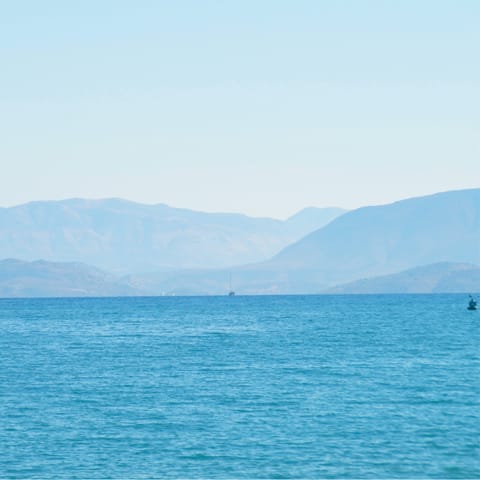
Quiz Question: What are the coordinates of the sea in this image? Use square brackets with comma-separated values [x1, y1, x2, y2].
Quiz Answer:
[0, 294, 478, 479]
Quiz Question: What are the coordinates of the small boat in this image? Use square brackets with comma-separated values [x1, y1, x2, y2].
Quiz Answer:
[467, 296, 477, 310]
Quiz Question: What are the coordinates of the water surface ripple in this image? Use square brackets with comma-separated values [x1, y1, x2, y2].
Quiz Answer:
[0, 295, 479, 478]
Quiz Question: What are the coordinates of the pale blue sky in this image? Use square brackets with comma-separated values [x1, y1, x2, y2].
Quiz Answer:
[1, 1, 478, 218]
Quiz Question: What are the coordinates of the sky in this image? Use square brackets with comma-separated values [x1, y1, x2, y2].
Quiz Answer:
[1, 0, 479, 218]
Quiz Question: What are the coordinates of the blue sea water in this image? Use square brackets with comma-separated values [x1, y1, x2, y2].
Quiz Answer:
[0, 294, 479, 479]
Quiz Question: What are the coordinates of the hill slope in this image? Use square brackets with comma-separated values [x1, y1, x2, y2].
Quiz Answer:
[285, 207, 346, 236]
[0, 199, 345, 272]
[0, 259, 140, 298]
[126, 189, 480, 295]
[326, 262, 480, 294]
[259, 188, 480, 291]
[2, 189, 477, 296]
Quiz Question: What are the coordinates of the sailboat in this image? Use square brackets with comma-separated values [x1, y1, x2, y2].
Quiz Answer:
[228, 273, 235, 296]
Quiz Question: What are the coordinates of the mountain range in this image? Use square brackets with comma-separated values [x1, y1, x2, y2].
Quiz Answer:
[0, 199, 344, 273]
[250, 188, 480, 292]
[326, 262, 480, 294]
[0, 259, 138, 298]
[1, 259, 478, 298]
[130, 188, 479, 295]
[0, 188, 478, 297]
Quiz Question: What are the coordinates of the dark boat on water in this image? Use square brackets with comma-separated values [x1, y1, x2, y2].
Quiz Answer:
[467, 296, 477, 311]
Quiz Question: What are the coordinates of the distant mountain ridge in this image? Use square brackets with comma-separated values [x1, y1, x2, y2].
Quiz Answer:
[255, 188, 480, 291]
[285, 207, 345, 236]
[326, 262, 480, 294]
[125, 188, 480, 295]
[0, 199, 345, 273]
[1, 259, 478, 298]
[0, 259, 140, 298]
[1, 189, 478, 297]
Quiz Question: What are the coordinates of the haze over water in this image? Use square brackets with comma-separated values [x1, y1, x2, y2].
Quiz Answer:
[1, 294, 478, 478]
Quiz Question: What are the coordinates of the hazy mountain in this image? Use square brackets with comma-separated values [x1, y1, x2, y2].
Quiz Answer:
[3, 259, 478, 299]
[285, 207, 347, 236]
[326, 262, 480, 294]
[0, 199, 345, 273]
[0, 259, 140, 298]
[256, 188, 480, 291]
[126, 189, 480, 295]
[2, 189, 478, 297]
